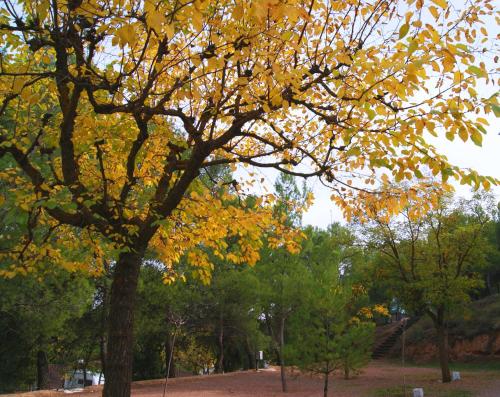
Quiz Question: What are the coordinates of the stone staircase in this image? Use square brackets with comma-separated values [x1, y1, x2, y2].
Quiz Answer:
[372, 317, 414, 359]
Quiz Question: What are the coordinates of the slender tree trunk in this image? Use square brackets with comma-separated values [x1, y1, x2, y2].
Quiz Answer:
[99, 261, 110, 379]
[279, 317, 287, 392]
[245, 338, 255, 370]
[216, 310, 224, 374]
[323, 371, 329, 397]
[165, 335, 176, 378]
[162, 329, 178, 397]
[486, 273, 492, 295]
[36, 350, 49, 390]
[436, 324, 451, 383]
[344, 365, 350, 380]
[102, 251, 142, 397]
[83, 348, 94, 388]
[428, 307, 451, 384]
[99, 328, 107, 381]
[264, 313, 280, 364]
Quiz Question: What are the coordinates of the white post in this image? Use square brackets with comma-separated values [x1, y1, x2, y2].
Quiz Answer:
[413, 388, 424, 397]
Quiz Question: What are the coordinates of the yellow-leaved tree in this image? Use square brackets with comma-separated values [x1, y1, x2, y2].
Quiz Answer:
[0, 0, 498, 395]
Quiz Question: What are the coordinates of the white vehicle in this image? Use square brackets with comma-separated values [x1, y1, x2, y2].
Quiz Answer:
[64, 370, 104, 389]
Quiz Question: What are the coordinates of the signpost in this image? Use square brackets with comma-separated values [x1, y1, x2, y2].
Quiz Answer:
[256, 351, 263, 371]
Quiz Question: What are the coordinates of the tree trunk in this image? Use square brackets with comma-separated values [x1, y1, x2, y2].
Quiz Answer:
[99, 329, 107, 381]
[279, 317, 287, 392]
[36, 350, 49, 390]
[323, 371, 329, 397]
[165, 335, 176, 378]
[99, 261, 110, 378]
[344, 365, 350, 380]
[486, 273, 492, 295]
[436, 325, 451, 383]
[102, 251, 142, 397]
[245, 338, 255, 370]
[216, 311, 224, 374]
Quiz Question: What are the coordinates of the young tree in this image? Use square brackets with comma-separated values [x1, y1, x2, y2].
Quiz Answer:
[255, 173, 309, 392]
[208, 265, 262, 373]
[257, 247, 308, 392]
[364, 192, 496, 382]
[0, 1, 497, 395]
[295, 283, 377, 397]
[292, 226, 378, 396]
[336, 319, 375, 380]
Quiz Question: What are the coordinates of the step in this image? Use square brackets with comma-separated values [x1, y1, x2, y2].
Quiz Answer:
[371, 318, 414, 359]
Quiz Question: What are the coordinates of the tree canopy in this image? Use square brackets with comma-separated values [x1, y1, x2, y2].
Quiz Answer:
[361, 191, 497, 382]
[1, 0, 497, 276]
[1, 0, 498, 395]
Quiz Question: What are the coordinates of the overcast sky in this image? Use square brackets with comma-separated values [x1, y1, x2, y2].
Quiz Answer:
[302, 127, 500, 229]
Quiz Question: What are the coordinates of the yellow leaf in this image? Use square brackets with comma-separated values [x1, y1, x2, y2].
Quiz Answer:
[458, 127, 468, 142]
[20, 89, 31, 101]
[36, 0, 50, 21]
[429, 6, 440, 19]
[442, 54, 455, 72]
[165, 24, 175, 40]
[281, 31, 293, 41]
[232, 5, 244, 19]
[192, 10, 203, 31]
[12, 78, 25, 93]
[431, 0, 447, 9]
[147, 10, 165, 32]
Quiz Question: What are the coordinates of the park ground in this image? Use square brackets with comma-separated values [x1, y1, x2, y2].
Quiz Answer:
[4, 361, 500, 397]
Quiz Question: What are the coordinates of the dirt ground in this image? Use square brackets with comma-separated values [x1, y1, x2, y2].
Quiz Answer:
[6, 361, 500, 397]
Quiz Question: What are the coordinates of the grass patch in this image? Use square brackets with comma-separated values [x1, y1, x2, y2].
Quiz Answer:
[373, 385, 414, 397]
[447, 361, 500, 372]
[372, 385, 473, 397]
[393, 360, 500, 372]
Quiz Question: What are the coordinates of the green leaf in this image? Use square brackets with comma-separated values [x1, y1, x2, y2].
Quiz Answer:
[466, 65, 486, 78]
[470, 129, 483, 146]
[62, 202, 78, 211]
[370, 158, 392, 169]
[408, 40, 418, 55]
[399, 24, 410, 39]
[477, 124, 487, 134]
[491, 104, 500, 117]
[44, 200, 58, 209]
[366, 108, 376, 120]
